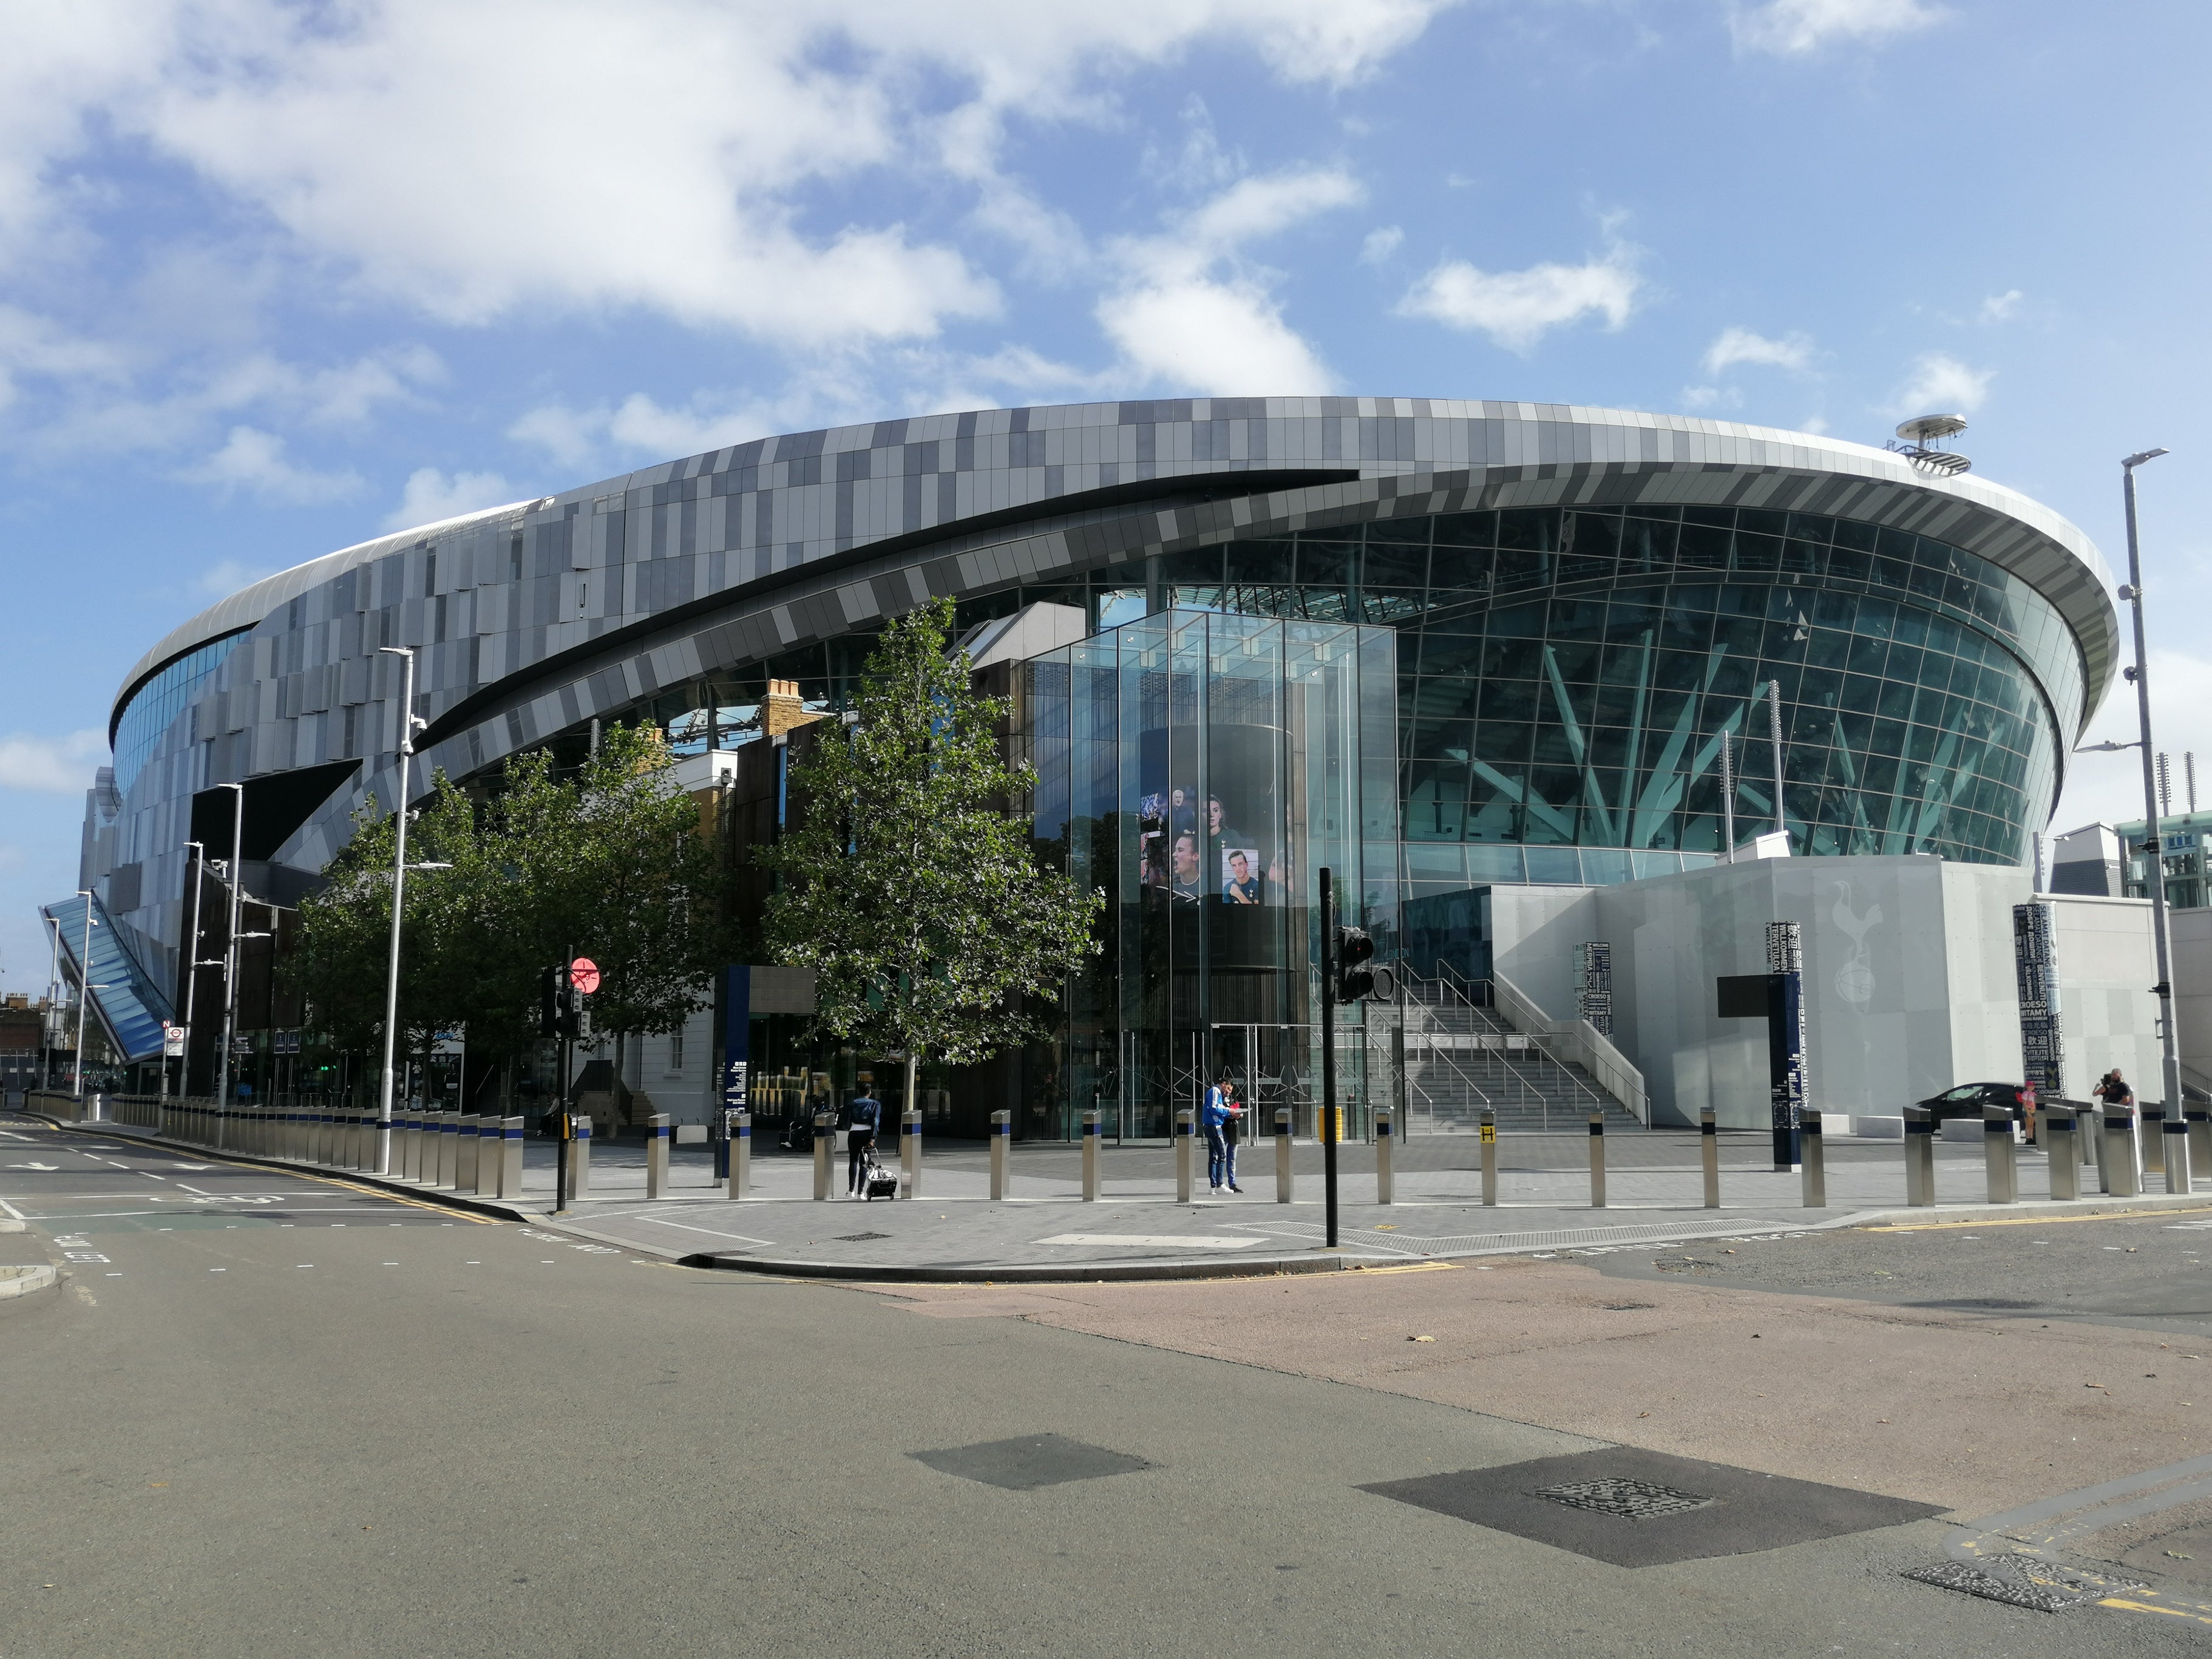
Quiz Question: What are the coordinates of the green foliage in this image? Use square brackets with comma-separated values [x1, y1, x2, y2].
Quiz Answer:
[758, 597, 1101, 1070]
[287, 725, 737, 1074]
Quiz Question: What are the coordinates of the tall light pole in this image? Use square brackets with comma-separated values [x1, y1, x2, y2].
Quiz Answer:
[73, 890, 95, 1099]
[2119, 447, 2180, 1125]
[375, 645, 428, 1175]
[215, 782, 246, 1142]
[179, 841, 205, 1099]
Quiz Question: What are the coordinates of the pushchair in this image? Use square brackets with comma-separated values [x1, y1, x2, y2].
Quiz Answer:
[858, 1141, 899, 1201]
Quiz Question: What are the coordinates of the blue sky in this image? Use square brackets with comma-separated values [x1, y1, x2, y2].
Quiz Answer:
[2, 0, 2208, 994]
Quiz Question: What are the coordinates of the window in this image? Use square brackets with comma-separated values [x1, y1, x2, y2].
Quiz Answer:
[665, 1033, 684, 1074]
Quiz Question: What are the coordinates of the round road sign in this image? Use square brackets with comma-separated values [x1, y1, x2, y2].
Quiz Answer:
[569, 957, 601, 996]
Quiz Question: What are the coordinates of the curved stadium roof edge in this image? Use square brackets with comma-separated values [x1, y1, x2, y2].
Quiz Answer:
[115, 399, 2119, 741]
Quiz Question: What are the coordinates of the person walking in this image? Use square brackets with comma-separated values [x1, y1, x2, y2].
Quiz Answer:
[1202, 1074, 1244, 1195]
[841, 1082, 883, 1196]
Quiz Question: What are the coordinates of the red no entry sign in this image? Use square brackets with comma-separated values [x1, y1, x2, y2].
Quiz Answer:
[569, 957, 601, 996]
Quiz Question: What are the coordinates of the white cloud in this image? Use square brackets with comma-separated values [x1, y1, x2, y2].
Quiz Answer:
[177, 426, 364, 505]
[1396, 244, 1641, 352]
[0, 730, 106, 795]
[1678, 385, 1740, 411]
[1980, 288, 2024, 323]
[1731, 0, 1943, 55]
[1800, 412, 1830, 434]
[1891, 351, 1992, 415]
[4, 1, 1454, 351]
[1359, 226, 1405, 266]
[1701, 325, 1815, 376]
[1098, 166, 1361, 395]
[384, 467, 515, 532]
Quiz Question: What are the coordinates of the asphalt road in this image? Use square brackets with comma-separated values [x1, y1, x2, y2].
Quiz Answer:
[0, 1113, 2199, 1657]
[1598, 1206, 2212, 1336]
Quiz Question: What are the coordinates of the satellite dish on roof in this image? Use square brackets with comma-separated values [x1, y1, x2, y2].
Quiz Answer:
[1887, 413, 1972, 476]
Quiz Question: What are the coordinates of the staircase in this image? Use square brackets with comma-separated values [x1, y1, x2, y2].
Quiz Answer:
[1400, 976, 1646, 1134]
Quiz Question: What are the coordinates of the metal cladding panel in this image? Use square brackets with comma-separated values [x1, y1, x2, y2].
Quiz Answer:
[91, 398, 2118, 980]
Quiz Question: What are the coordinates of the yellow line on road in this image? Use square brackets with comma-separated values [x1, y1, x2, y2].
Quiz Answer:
[2102, 1596, 2212, 1625]
[1868, 1206, 2212, 1233]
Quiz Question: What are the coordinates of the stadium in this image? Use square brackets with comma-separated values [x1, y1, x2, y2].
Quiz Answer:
[56, 399, 2122, 1132]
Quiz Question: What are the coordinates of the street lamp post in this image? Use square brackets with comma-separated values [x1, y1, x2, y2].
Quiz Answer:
[73, 890, 95, 1099]
[214, 782, 246, 1145]
[375, 645, 429, 1176]
[2119, 447, 2182, 1127]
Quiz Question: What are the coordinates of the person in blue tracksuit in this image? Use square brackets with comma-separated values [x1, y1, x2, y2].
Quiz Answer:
[1202, 1075, 1244, 1195]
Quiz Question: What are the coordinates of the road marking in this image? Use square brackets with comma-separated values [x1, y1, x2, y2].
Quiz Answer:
[208, 1267, 225, 1272]
[6, 1163, 58, 1172]
[1874, 1205, 2212, 1233]
[1036, 1233, 1264, 1250]
[568, 1213, 776, 1247]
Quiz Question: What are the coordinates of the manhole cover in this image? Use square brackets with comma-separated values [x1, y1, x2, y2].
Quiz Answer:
[1904, 1555, 2145, 1613]
[911, 1434, 1152, 1490]
[1539, 1477, 1714, 1521]
[834, 1232, 892, 1243]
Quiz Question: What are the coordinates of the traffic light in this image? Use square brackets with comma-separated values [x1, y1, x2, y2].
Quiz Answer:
[1335, 926, 1376, 1002]
[1334, 926, 1398, 1004]
[539, 966, 580, 1039]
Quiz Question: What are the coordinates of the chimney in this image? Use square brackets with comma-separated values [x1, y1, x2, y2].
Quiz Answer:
[762, 679, 823, 738]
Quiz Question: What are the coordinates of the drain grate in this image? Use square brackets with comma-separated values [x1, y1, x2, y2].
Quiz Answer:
[1539, 1477, 1714, 1521]
[1904, 1555, 2145, 1613]
[833, 1231, 892, 1243]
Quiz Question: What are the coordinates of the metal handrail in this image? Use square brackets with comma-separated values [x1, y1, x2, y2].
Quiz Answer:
[1402, 971, 1614, 1130]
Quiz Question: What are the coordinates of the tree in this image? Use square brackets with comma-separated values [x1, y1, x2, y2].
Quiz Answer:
[289, 728, 738, 1116]
[758, 596, 1102, 1118]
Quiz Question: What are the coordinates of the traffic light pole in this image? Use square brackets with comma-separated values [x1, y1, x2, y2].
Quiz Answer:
[1320, 866, 1339, 1249]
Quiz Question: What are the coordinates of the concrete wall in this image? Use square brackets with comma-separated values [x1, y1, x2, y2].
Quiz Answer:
[2046, 894, 2162, 1099]
[1473, 853, 2164, 1128]
[2172, 908, 2212, 1091]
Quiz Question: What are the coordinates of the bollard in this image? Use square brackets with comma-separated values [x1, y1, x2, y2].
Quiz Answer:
[1801, 1110, 1827, 1208]
[1275, 1108, 1293, 1204]
[1081, 1109, 1101, 1201]
[2166, 1114, 2192, 1196]
[1983, 1105, 2018, 1204]
[438, 1110, 460, 1190]
[2145, 1105, 2168, 1175]
[812, 1113, 832, 1201]
[989, 1109, 1011, 1199]
[2046, 1105, 2081, 1200]
[728, 1110, 751, 1199]
[1701, 1108, 1721, 1209]
[373, 1108, 392, 1176]
[901, 1107, 921, 1200]
[572, 1114, 592, 1198]
[1175, 1108, 1194, 1203]
[1482, 1108, 1499, 1206]
[457, 1114, 481, 1193]
[1587, 1111, 1606, 1208]
[355, 1106, 372, 1172]
[1376, 1107, 1395, 1205]
[2192, 1103, 2212, 1188]
[411, 1110, 433, 1180]
[473, 1116, 498, 1198]
[402, 1110, 423, 1181]
[455, 1119, 482, 1194]
[646, 1113, 670, 1199]
[2103, 1105, 2140, 1198]
[713, 1114, 731, 1184]
[1904, 1107, 1935, 1207]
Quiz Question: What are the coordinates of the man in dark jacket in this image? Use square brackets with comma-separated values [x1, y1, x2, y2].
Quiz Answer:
[841, 1086, 883, 1196]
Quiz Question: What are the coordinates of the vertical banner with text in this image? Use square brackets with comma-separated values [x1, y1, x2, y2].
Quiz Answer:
[2012, 901, 2064, 1097]
[1765, 921, 1807, 1168]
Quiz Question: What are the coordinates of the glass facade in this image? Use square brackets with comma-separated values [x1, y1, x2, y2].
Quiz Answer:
[1018, 609, 1396, 1139]
[2117, 813, 2212, 910]
[110, 631, 249, 796]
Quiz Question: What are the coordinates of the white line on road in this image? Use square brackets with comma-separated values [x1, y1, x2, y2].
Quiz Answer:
[572, 1212, 778, 1246]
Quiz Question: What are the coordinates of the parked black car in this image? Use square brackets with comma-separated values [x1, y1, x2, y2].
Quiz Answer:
[1916, 1081, 2035, 1127]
